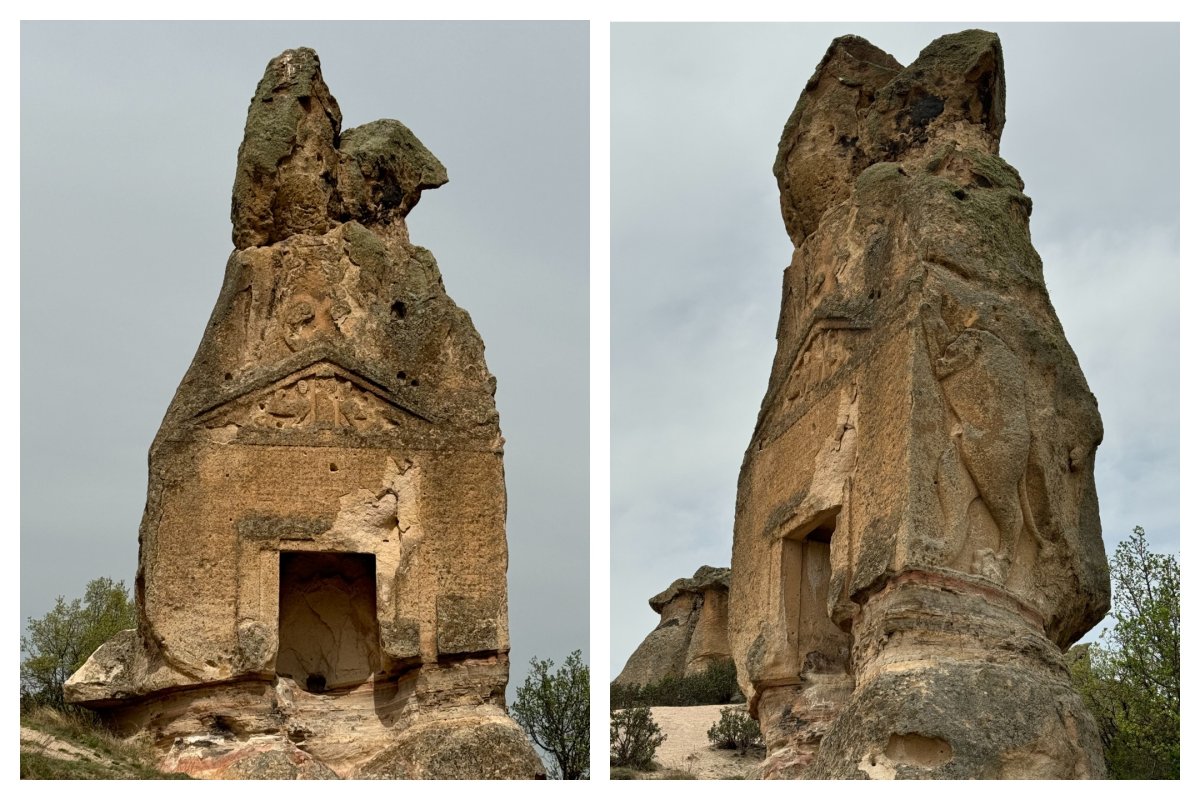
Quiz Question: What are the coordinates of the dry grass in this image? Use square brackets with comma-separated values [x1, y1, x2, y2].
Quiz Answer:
[20, 705, 187, 780]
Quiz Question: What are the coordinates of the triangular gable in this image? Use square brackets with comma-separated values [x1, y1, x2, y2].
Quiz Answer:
[195, 357, 436, 438]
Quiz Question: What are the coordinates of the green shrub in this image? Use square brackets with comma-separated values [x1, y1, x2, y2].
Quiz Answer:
[1069, 526, 1179, 779]
[610, 705, 666, 770]
[706, 706, 763, 755]
[21, 577, 136, 709]
[611, 660, 739, 709]
[510, 650, 589, 779]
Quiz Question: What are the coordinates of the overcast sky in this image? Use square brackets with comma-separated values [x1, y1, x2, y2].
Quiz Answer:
[19, 21, 590, 699]
[611, 22, 1180, 678]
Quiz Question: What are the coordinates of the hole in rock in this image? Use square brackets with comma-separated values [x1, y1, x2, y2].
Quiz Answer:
[329, 463, 338, 472]
[391, 301, 407, 319]
[277, 552, 380, 693]
[397, 371, 407, 380]
[884, 733, 952, 768]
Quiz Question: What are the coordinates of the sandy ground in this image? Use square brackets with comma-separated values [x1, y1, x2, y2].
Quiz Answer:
[646, 705, 762, 779]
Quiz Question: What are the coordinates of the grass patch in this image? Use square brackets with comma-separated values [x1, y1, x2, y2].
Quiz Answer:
[20, 705, 188, 780]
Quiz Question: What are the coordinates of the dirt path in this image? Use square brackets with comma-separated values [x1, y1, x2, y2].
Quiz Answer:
[648, 705, 761, 779]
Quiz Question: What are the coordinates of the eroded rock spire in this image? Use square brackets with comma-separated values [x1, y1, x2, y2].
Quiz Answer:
[731, 31, 1107, 779]
[65, 47, 540, 780]
[612, 566, 733, 688]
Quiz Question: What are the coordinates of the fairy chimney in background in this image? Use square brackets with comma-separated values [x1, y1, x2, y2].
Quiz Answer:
[613, 566, 733, 688]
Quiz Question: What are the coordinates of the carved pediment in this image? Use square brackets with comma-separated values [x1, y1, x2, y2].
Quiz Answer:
[195, 360, 434, 441]
[782, 319, 869, 405]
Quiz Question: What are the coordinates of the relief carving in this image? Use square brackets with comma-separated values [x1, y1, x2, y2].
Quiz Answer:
[198, 363, 429, 442]
[921, 285, 1036, 584]
[783, 324, 865, 407]
[251, 376, 396, 432]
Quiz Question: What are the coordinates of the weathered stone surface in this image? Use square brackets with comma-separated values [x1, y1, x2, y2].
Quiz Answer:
[231, 48, 342, 250]
[58, 629, 144, 705]
[161, 736, 339, 780]
[334, 119, 448, 223]
[613, 566, 732, 687]
[355, 716, 546, 779]
[65, 47, 537, 779]
[731, 31, 1107, 779]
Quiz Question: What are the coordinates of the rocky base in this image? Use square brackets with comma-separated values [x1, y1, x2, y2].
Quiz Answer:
[157, 717, 541, 779]
[758, 574, 1105, 779]
[93, 666, 543, 779]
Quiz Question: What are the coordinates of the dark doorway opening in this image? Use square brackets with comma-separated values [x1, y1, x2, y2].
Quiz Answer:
[277, 551, 380, 692]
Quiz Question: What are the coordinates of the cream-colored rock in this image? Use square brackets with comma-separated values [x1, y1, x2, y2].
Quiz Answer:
[64, 47, 539, 780]
[731, 31, 1107, 779]
[613, 566, 732, 687]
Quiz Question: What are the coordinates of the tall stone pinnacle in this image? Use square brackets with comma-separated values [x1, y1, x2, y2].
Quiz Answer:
[730, 31, 1108, 779]
[65, 47, 541, 780]
[230, 47, 447, 250]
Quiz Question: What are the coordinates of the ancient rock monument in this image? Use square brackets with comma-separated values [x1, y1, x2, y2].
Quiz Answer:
[613, 566, 732, 688]
[64, 48, 542, 780]
[730, 31, 1109, 779]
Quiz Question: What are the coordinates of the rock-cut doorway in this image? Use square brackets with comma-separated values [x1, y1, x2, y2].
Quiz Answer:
[277, 551, 381, 693]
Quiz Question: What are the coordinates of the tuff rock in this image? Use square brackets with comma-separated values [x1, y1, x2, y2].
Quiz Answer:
[613, 566, 733, 688]
[65, 48, 542, 780]
[730, 31, 1108, 780]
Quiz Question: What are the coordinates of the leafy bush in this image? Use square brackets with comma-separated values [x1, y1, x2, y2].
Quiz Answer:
[1069, 526, 1179, 779]
[706, 706, 763, 755]
[510, 650, 590, 780]
[611, 659, 739, 709]
[21, 578, 136, 709]
[610, 705, 666, 770]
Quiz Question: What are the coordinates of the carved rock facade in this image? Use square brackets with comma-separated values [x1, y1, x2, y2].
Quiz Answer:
[65, 48, 541, 780]
[613, 566, 733, 688]
[730, 31, 1109, 779]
